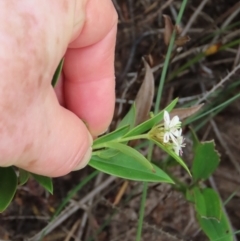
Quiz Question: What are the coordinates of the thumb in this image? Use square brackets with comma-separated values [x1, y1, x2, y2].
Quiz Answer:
[16, 88, 93, 177]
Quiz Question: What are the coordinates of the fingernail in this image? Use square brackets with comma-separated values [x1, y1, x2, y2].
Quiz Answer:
[87, 131, 93, 145]
[73, 146, 92, 171]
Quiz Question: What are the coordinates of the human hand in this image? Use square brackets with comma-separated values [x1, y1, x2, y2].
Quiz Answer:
[0, 0, 117, 177]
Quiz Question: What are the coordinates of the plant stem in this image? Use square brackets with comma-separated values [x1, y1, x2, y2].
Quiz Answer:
[136, 182, 148, 241]
[92, 134, 149, 150]
[154, 0, 188, 114]
[136, 1, 189, 240]
[119, 134, 149, 143]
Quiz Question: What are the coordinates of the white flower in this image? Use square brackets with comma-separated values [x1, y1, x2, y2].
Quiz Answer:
[172, 129, 186, 156]
[163, 110, 181, 143]
[148, 110, 186, 156]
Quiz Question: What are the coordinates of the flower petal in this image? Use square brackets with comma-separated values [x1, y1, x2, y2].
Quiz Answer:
[163, 133, 170, 143]
[173, 128, 182, 137]
[170, 116, 180, 128]
[170, 133, 178, 145]
[164, 110, 170, 127]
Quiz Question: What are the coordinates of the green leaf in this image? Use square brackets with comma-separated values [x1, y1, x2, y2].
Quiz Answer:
[151, 139, 191, 175]
[105, 142, 154, 171]
[123, 98, 178, 138]
[90, 151, 174, 183]
[93, 125, 130, 148]
[0, 167, 17, 212]
[31, 173, 53, 194]
[51, 58, 64, 87]
[192, 141, 220, 182]
[189, 126, 200, 150]
[118, 103, 136, 130]
[189, 187, 233, 241]
[19, 169, 30, 185]
[197, 211, 233, 241]
[97, 149, 120, 159]
[190, 187, 221, 221]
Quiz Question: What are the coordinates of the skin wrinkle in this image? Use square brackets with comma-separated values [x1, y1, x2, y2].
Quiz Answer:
[23, 143, 33, 154]
[27, 159, 38, 168]
[38, 74, 43, 88]
[50, 134, 90, 176]
[56, 36, 60, 45]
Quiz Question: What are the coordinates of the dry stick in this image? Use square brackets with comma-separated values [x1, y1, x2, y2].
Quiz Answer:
[169, 4, 178, 24]
[138, 0, 174, 24]
[113, 180, 129, 205]
[151, 44, 207, 72]
[223, 29, 240, 45]
[182, 206, 196, 235]
[210, 120, 239, 241]
[196, 63, 240, 105]
[1, 215, 49, 221]
[212, 4, 240, 44]
[196, 8, 215, 24]
[117, 74, 137, 116]
[221, 6, 240, 29]
[232, 44, 240, 69]
[76, 172, 105, 240]
[160, 0, 174, 11]
[76, 212, 88, 241]
[27, 176, 116, 241]
[143, 222, 187, 241]
[188, 1, 240, 49]
[207, 58, 235, 67]
[181, 0, 209, 36]
[210, 120, 240, 176]
[63, 219, 81, 241]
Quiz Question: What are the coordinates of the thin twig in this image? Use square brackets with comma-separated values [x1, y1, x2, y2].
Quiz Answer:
[138, 0, 174, 25]
[63, 219, 80, 241]
[212, 4, 240, 43]
[188, 1, 240, 48]
[181, 0, 209, 36]
[196, 63, 240, 104]
[151, 44, 207, 73]
[232, 44, 240, 69]
[1, 216, 49, 221]
[27, 176, 116, 241]
[210, 120, 240, 175]
[76, 172, 104, 240]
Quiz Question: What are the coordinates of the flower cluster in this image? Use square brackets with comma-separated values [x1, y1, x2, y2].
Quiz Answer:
[149, 110, 185, 156]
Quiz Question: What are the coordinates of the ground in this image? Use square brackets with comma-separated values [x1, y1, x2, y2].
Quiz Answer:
[1, 0, 240, 240]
